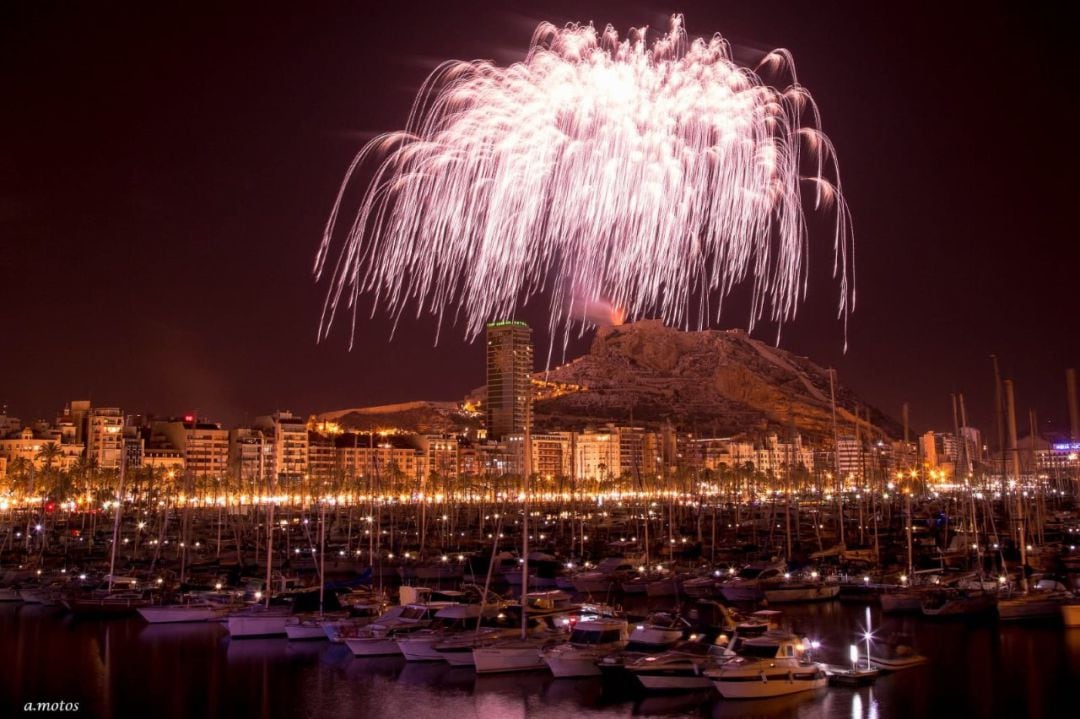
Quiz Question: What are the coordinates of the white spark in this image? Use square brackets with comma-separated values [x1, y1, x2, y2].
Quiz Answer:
[315, 14, 853, 352]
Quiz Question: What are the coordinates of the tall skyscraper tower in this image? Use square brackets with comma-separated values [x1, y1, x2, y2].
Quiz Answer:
[486, 320, 533, 440]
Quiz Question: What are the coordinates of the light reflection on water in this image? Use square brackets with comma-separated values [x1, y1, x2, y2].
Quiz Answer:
[1, 602, 1077, 719]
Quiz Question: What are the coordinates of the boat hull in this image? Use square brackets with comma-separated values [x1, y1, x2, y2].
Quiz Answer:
[633, 671, 712, 691]
[398, 636, 447, 662]
[435, 645, 478, 666]
[870, 655, 928, 671]
[544, 654, 602, 678]
[880, 592, 924, 614]
[227, 615, 288, 638]
[473, 644, 545, 674]
[762, 584, 840, 603]
[346, 637, 403, 656]
[712, 667, 827, 699]
[997, 596, 1064, 621]
[285, 622, 329, 641]
[138, 606, 222, 624]
[719, 585, 764, 603]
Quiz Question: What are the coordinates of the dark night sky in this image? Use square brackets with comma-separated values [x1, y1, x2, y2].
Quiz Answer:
[2, 1, 1078, 435]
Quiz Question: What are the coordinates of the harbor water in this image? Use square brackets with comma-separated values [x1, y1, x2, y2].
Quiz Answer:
[3, 600, 1078, 718]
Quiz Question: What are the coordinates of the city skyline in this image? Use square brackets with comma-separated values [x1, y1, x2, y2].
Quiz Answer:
[3, 2, 1079, 434]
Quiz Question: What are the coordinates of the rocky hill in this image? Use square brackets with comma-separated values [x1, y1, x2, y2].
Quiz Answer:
[317, 322, 897, 442]
[317, 401, 481, 435]
[533, 320, 898, 441]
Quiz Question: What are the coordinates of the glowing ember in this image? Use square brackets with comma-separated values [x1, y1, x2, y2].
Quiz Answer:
[315, 14, 853, 351]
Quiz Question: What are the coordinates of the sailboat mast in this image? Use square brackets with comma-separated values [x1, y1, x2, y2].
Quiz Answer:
[521, 385, 532, 640]
[829, 369, 844, 546]
[1004, 379, 1027, 592]
[107, 449, 126, 593]
[319, 497, 326, 614]
[902, 402, 913, 581]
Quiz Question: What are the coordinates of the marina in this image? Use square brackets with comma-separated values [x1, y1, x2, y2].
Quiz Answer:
[4, 2, 1080, 717]
[3, 594, 1077, 718]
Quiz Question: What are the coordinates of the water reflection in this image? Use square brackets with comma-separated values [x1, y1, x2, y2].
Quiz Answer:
[2, 603, 1078, 719]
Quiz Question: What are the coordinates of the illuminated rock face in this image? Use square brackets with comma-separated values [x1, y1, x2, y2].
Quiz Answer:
[316, 322, 896, 442]
[534, 321, 898, 441]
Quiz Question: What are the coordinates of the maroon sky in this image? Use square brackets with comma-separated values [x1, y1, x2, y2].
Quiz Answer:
[2, 1, 1078, 436]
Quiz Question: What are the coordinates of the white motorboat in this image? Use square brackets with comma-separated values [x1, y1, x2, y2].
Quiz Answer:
[16, 586, 64, 605]
[879, 588, 928, 614]
[997, 579, 1071, 621]
[626, 613, 688, 651]
[433, 628, 521, 665]
[644, 568, 680, 597]
[827, 665, 881, 686]
[226, 607, 291, 638]
[473, 639, 549, 674]
[868, 632, 928, 671]
[285, 616, 333, 641]
[682, 574, 721, 599]
[762, 578, 840, 604]
[323, 616, 378, 643]
[571, 558, 636, 594]
[920, 589, 996, 618]
[705, 632, 827, 699]
[138, 601, 228, 624]
[397, 604, 505, 661]
[628, 640, 725, 691]
[718, 562, 785, 603]
[345, 601, 457, 656]
[870, 652, 929, 671]
[543, 617, 629, 677]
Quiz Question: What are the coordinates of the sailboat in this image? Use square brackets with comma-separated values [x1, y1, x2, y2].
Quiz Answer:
[227, 483, 289, 638]
[472, 400, 559, 674]
[64, 455, 150, 617]
[286, 501, 336, 640]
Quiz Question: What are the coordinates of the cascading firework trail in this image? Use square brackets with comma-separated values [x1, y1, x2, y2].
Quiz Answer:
[315, 14, 854, 355]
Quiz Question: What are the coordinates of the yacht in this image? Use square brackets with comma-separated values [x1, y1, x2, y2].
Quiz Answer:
[761, 574, 840, 603]
[396, 604, 506, 661]
[285, 614, 342, 641]
[571, 557, 637, 594]
[138, 596, 231, 624]
[719, 561, 785, 603]
[471, 610, 573, 674]
[626, 612, 688, 651]
[920, 588, 996, 618]
[627, 639, 729, 691]
[345, 601, 457, 656]
[997, 578, 1072, 621]
[64, 591, 151, 617]
[705, 631, 827, 699]
[226, 605, 292, 638]
[869, 633, 929, 671]
[542, 617, 629, 677]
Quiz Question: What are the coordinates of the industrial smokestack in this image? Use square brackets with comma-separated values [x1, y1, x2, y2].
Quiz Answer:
[1067, 369, 1079, 442]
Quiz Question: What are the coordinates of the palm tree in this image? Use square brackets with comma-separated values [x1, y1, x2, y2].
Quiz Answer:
[35, 443, 66, 539]
[36, 442, 62, 474]
[5, 456, 32, 497]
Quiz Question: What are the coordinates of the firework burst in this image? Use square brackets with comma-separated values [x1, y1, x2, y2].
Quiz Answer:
[315, 14, 853, 353]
